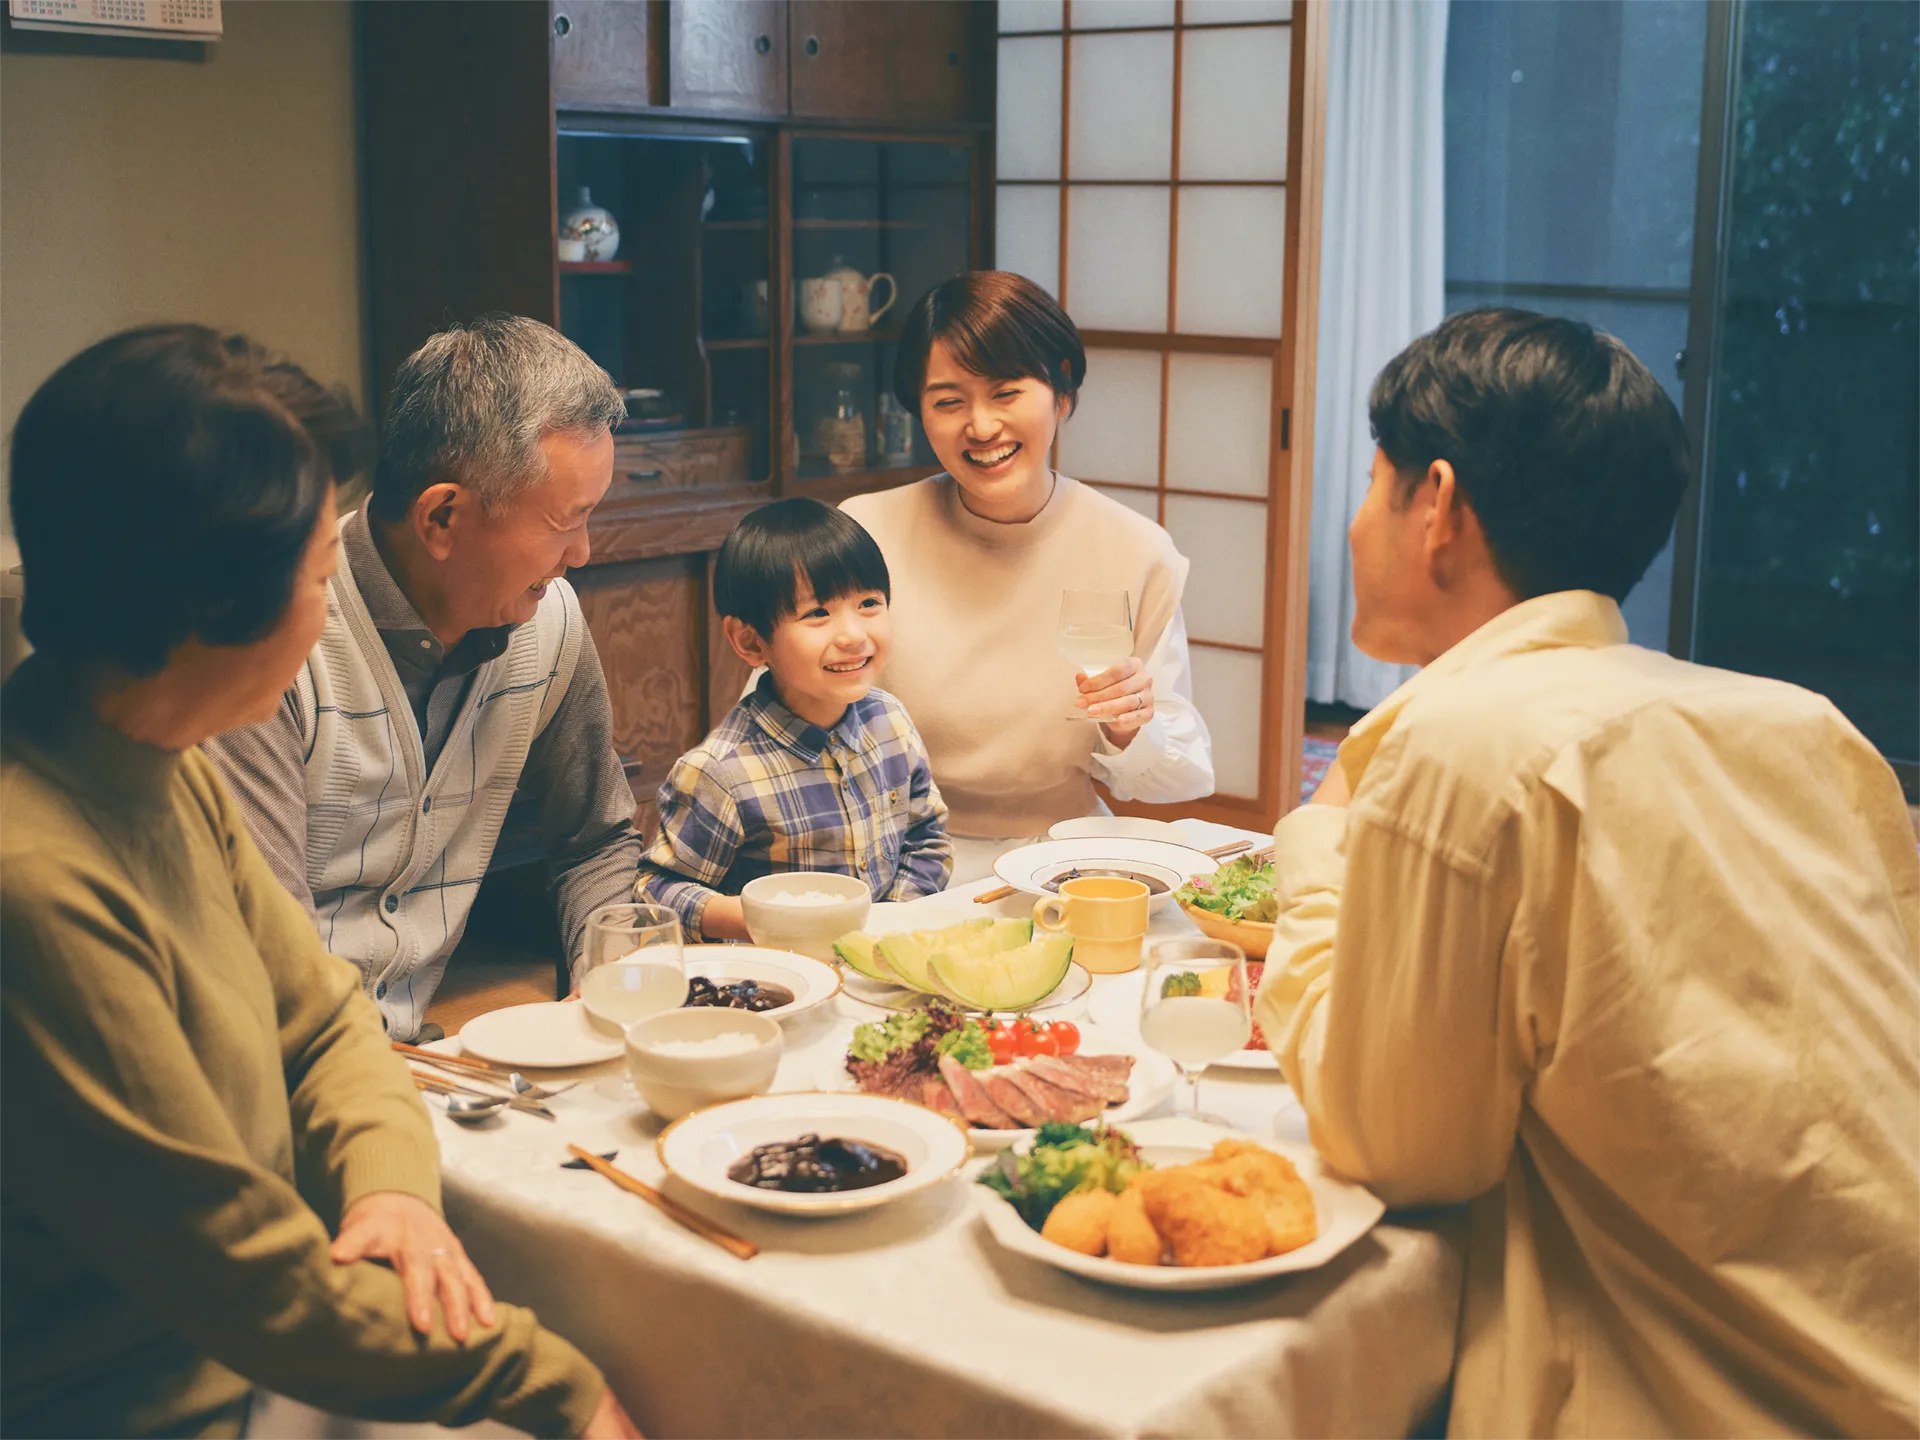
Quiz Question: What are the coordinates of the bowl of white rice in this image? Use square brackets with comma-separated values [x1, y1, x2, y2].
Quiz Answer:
[740, 871, 871, 964]
[625, 1007, 783, 1120]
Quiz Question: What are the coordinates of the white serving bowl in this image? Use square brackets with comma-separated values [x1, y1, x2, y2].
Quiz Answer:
[625, 1008, 783, 1121]
[1047, 815, 1187, 844]
[741, 871, 872, 964]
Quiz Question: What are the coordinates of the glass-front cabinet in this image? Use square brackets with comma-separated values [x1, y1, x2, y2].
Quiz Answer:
[552, 123, 978, 507]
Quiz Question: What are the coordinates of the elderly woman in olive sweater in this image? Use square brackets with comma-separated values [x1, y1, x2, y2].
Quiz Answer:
[0, 327, 638, 1439]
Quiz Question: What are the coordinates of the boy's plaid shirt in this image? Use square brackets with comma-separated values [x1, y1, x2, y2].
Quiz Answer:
[637, 676, 953, 934]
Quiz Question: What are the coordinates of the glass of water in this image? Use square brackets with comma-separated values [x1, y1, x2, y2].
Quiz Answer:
[1138, 938, 1251, 1124]
[1058, 588, 1133, 721]
[579, 902, 687, 1036]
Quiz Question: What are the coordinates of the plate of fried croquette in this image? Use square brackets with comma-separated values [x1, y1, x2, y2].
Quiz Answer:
[974, 1118, 1386, 1291]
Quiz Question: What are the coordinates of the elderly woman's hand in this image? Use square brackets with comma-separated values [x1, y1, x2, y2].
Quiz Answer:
[331, 1191, 497, 1342]
[1077, 657, 1154, 749]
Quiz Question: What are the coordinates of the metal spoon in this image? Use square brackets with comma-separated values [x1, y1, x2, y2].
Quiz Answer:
[509, 1072, 577, 1101]
[442, 1092, 513, 1125]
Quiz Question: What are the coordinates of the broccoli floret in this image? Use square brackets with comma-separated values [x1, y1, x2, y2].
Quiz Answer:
[1160, 971, 1203, 998]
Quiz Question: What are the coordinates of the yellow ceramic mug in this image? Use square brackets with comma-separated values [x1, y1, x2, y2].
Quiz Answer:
[1033, 876, 1151, 974]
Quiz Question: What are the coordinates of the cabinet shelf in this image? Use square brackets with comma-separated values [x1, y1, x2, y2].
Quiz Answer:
[704, 219, 770, 232]
[705, 337, 772, 352]
[793, 328, 905, 347]
[793, 219, 929, 231]
[559, 260, 633, 274]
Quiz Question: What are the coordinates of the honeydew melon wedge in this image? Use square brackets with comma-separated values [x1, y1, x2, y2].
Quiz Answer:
[930, 934, 1075, 1012]
[877, 918, 994, 993]
[831, 931, 903, 986]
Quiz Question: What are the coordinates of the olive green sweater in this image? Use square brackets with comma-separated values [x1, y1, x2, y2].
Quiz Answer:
[0, 657, 604, 1438]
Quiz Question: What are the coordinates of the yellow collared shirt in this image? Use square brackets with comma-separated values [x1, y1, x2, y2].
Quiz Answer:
[1257, 590, 1919, 1437]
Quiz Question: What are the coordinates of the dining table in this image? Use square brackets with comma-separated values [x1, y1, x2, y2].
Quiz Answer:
[420, 819, 1466, 1439]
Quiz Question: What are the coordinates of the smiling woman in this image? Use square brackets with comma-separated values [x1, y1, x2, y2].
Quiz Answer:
[842, 272, 1215, 878]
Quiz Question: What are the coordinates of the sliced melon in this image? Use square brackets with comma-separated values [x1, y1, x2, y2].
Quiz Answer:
[831, 931, 904, 986]
[930, 933, 1075, 1012]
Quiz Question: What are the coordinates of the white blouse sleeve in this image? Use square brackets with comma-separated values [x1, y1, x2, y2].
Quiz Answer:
[1090, 605, 1215, 805]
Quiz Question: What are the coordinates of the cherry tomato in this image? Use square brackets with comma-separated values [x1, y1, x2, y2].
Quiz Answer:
[1011, 1016, 1038, 1040]
[1047, 1021, 1081, 1056]
[988, 1028, 1019, 1066]
[1026, 1027, 1061, 1058]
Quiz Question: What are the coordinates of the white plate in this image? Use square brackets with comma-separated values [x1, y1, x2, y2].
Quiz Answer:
[1047, 816, 1188, 844]
[839, 960, 1092, 1018]
[993, 837, 1219, 916]
[974, 1116, 1385, 1290]
[656, 1091, 971, 1216]
[1085, 969, 1279, 1072]
[458, 1001, 624, 1069]
[819, 1036, 1177, 1151]
[683, 945, 842, 1021]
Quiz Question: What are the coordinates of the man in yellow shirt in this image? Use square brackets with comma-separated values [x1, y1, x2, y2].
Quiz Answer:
[1257, 308, 1919, 1436]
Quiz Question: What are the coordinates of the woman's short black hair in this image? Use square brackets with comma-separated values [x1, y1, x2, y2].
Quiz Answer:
[713, 498, 890, 640]
[8, 323, 366, 676]
[893, 271, 1087, 415]
[1368, 308, 1691, 603]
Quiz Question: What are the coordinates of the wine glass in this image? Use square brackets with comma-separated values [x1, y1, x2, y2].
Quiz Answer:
[1058, 589, 1133, 722]
[1138, 938, 1252, 1124]
[580, 902, 687, 1098]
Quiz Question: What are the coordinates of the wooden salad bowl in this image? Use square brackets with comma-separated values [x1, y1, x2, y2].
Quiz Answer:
[1176, 898, 1275, 960]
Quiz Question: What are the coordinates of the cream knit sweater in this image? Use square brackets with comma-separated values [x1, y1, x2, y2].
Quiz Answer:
[843, 475, 1192, 838]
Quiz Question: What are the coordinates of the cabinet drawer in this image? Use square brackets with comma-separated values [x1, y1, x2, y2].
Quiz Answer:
[608, 426, 751, 500]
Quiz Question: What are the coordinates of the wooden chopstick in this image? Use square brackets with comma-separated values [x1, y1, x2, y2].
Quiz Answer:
[566, 1145, 758, 1261]
[974, 884, 1016, 904]
[392, 1040, 507, 1079]
[1203, 840, 1253, 860]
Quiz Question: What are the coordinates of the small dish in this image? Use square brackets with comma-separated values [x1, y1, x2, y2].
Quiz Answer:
[1048, 816, 1187, 844]
[626, 1008, 783, 1121]
[741, 872, 872, 964]
[973, 1117, 1385, 1290]
[657, 1091, 971, 1216]
[683, 945, 842, 1021]
[994, 838, 1218, 916]
[459, 1001, 624, 1069]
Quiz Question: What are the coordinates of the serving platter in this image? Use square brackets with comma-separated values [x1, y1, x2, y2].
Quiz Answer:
[683, 944, 842, 1022]
[656, 1091, 971, 1216]
[818, 1036, 1177, 1150]
[973, 1117, 1385, 1291]
[993, 837, 1219, 915]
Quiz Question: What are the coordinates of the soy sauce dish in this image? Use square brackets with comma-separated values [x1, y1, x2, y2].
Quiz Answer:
[657, 1092, 971, 1216]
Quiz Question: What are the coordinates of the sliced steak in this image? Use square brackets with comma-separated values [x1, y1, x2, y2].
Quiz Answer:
[982, 1071, 1050, 1128]
[1050, 1053, 1134, 1103]
[919, 1075, 963, 1120]
[1003, 1066, 1104, 1125]
[937, 1054, 1017, 1129]
[1027, 1054, 1112, 1102]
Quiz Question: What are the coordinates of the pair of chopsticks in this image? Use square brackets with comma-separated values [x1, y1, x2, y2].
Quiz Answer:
[410, 1069, 556, 1121]
[566, 1146, 758, 1261]
[971, 838, 1271, 905]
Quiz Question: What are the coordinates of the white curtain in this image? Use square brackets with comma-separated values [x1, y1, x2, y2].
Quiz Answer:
[1306, 0, 1449, 710]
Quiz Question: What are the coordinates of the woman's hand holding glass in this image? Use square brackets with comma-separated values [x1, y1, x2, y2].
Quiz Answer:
[1075, 656, 1156, 746]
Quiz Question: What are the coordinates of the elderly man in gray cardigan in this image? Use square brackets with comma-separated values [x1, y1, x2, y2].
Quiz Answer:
[207, 315, 642, 1041]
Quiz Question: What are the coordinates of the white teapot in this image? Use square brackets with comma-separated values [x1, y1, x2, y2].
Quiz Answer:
[799, 259, 897, 335]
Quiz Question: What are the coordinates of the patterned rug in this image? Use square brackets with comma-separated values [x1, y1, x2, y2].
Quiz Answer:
[1301, 737, 1341, 802]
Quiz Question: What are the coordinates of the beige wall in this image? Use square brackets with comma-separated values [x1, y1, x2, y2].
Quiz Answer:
[0, 0, 364, 561]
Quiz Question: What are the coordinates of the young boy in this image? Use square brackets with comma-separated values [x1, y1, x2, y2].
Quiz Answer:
[637, 498, 952, 940]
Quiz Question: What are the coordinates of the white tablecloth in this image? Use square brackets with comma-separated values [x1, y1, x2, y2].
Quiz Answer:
[427, 821, 1465, 1439]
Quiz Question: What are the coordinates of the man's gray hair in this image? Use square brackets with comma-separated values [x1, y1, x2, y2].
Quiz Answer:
[369, 313, 624, 522]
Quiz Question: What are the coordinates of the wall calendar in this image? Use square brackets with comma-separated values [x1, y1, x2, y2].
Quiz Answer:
[8, 0, 221, 42]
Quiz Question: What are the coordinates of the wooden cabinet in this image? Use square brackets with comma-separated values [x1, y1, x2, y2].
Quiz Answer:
[789, 0, 974, 124]
[363, 0, 991, 816]
[669, 0, 788, 114]
[551, 1, 661, 111]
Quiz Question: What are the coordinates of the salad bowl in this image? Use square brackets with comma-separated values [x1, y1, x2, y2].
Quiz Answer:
[1175, 900, 1275, 960]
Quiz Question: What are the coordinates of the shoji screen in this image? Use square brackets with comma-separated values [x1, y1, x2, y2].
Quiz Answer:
[993, 0, 1321, 828]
